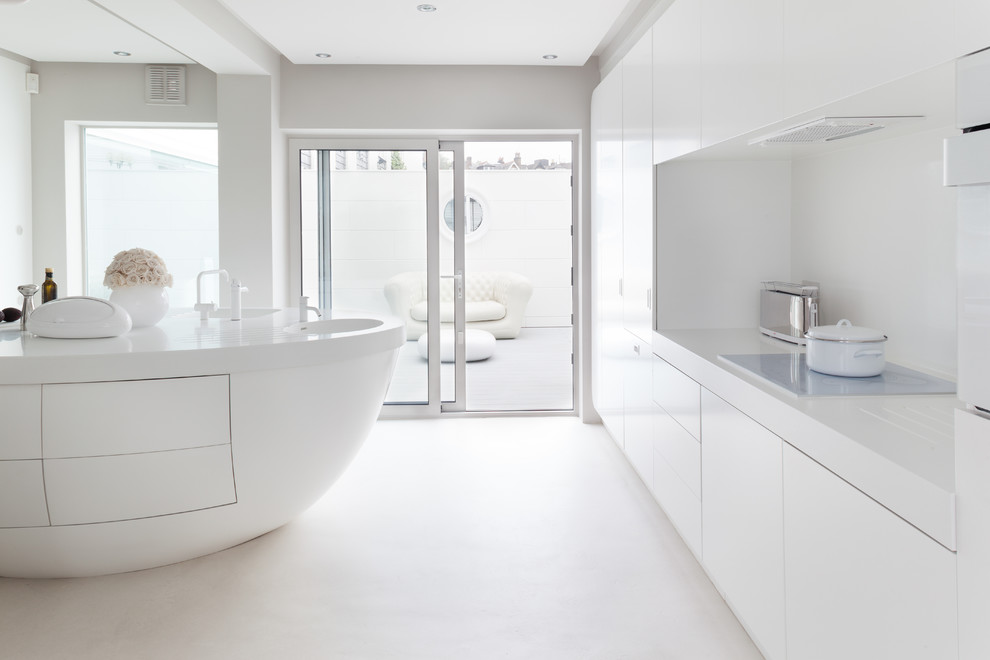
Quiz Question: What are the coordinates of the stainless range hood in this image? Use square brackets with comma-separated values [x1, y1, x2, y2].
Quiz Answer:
[749, 116, 924, 146]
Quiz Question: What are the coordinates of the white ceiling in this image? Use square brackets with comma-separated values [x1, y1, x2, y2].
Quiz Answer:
[0, 0, 644, 68]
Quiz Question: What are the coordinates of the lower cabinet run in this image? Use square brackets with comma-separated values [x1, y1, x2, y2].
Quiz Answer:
[701, 389, 786, 660]
[782, 444, 958, 660]
[612, 353, 959, 660]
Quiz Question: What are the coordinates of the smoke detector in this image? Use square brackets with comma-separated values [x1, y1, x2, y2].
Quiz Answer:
[749, 116, 923, 146]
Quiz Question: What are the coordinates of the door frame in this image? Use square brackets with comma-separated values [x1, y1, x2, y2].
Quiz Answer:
[288, 135, 580, 419]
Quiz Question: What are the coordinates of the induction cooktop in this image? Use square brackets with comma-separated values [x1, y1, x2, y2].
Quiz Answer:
[718, 353, 956, 397]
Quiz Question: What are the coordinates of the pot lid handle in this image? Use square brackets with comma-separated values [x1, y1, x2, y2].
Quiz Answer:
[837, 319, 852, 326]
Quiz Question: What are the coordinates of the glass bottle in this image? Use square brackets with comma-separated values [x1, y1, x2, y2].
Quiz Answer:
[41, 268, 57, 303]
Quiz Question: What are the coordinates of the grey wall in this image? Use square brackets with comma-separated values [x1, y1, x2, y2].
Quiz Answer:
[0, 53, 32, 301]
[30, 62, 217, 295]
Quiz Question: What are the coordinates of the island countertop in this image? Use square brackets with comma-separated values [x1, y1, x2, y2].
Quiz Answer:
[0, 308, 405, 385]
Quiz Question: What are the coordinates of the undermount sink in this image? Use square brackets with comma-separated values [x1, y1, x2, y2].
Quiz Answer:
[283, 318, 383, 335]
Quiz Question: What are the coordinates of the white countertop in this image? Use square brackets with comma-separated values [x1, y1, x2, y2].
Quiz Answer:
[653, 328, 960, 550]
[0, 308, 406, 386]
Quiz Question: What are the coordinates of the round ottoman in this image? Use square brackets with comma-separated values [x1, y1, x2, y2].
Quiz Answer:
[417, 328, 496, 362]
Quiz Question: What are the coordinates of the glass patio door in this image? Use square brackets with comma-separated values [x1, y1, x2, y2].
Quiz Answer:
[291, 137, 575, 416]
[291, 138, 465, 416]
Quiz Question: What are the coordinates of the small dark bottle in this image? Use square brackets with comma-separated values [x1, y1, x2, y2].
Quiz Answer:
[41, 268, 57, 303]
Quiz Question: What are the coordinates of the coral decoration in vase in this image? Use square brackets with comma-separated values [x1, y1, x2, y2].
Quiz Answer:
[104, 248, 173, 328]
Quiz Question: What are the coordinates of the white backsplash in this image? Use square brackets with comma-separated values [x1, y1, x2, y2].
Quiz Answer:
[790, 126, 958, 378]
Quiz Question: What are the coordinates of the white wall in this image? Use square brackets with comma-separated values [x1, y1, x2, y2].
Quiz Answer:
[0, 53, 33, 301]
[791, 126, 958, 377]
[656, 160, 792, 329]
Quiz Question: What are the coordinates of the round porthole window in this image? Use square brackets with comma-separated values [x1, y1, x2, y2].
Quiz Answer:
[441, 195, 488, 241]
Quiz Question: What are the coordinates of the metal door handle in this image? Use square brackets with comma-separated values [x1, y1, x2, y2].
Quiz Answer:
[441, 271, 464, 300]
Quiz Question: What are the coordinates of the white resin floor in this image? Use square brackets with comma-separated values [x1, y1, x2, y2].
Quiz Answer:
[0, 418, 762, 660]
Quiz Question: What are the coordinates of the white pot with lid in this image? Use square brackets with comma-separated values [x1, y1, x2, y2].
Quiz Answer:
[805, 319, 888, 377]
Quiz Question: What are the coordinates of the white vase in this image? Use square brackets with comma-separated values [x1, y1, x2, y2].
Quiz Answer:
[109, 285, 169, 328]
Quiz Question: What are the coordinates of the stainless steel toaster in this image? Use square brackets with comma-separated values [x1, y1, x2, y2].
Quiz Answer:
[760, 281, 819, 345]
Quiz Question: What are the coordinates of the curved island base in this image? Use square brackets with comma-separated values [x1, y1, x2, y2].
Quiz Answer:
[0, 309, 404, 578]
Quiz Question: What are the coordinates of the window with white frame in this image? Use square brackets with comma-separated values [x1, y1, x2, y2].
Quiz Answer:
[83, 127, 219, 308]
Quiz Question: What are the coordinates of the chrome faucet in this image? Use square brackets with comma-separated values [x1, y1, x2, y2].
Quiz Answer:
[194, 269, 229, 320]
[17, 284, 38, 331]
[230, 279, 248, 321]
[299, 296, 322, 322]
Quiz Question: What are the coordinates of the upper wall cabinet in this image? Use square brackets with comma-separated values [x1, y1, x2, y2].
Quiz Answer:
[700, 0, 783, 147]
[591, 66, 626, 443]
[956, 0, 990, 58]
[782, 0, 955, 117]
[622, 29, 655, 343]
[653, 0, 701, 163]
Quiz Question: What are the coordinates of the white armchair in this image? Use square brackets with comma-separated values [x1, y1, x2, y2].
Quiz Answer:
[384, 271, 533, 340]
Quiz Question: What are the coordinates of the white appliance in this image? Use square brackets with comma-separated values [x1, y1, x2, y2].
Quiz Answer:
[946, 47, 990, 413]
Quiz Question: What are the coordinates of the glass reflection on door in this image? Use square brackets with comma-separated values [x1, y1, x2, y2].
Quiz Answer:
[298, 148, 429, 404]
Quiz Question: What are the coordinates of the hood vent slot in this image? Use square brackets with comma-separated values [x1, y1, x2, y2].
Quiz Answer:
[145, 65, 186, 106]
[749, 116, 923, 146]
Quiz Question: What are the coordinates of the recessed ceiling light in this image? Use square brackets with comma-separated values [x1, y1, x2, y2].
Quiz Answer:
[113, 51, 131, 57]
[542, 54, 558, 60]
[417, 4, 437, 12]
[315, 53, 331, 59]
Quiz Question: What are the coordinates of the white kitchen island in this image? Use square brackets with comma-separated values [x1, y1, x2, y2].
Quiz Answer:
[0, 308, 404, 578]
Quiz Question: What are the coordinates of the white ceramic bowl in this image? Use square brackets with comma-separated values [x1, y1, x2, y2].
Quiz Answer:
[805, 319, 887, 377]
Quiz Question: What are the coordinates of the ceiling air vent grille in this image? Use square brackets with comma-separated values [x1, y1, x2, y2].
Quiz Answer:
[749, 116, 923, 146]
[145, 65, 186, 105]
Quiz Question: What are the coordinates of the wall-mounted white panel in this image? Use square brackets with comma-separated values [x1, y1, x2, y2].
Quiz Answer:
[652, 356, 700, 440]
[783, 443, 958, 660]
[622, 29, 655, 343]
[43, 376, 230, 458]
[783, 0, 954, 117]
[0, 385, 41, 460]
[0, 460, 49, 528]
[702, 389, 786, 660]
[45, 444, 236, 525]
[652, 0, 701, 163]
[701, 0, 783, 146]
[591, 65, 625, 443]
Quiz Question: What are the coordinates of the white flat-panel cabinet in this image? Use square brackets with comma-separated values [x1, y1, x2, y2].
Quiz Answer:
[783, 443, 958, 660]
[43, 376, 230, 458]
[651, 355, 701, 556]
[0, 385, 41, 460]
[622, 29, 654, 343]
[0, 461, 48, 528]
[701, 389, 786, 660]
[45, 445, 236, 525]
[955, 0, 990, 59]
[591, 65, 625, 444]
[623, 336, 654, 483]
[782, 0, 955, 117]
[652, 356, 700, 440]
[652, 0, 701, 163]
[949, 409, 989, 660]
[700, 0, 783, 147]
